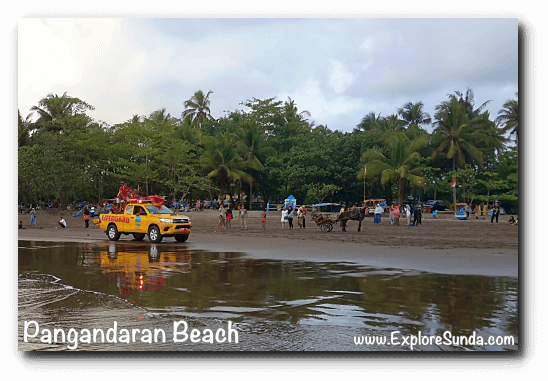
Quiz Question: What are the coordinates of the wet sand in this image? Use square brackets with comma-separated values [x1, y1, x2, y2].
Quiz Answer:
[17, 209, 519, 277]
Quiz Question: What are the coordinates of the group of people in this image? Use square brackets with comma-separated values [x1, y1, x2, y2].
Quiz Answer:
[217, 204, 236, 230]
[280, 206, 307, 229]
[371, 203, 422, 226]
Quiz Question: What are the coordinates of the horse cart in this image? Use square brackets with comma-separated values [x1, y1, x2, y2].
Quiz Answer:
[311, 212, 337, 232]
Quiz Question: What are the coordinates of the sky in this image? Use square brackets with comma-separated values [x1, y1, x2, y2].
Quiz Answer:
[18, 18, 518, 133]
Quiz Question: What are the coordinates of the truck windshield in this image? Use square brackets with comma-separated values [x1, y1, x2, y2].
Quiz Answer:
[144, 205, 173, 214]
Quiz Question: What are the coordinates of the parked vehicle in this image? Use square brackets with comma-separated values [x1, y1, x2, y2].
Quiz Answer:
[424, 200, 446, 212]
[95, 198, 191, 243]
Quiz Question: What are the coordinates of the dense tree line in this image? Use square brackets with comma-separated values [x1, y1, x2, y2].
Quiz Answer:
[18, 89, 518, 212]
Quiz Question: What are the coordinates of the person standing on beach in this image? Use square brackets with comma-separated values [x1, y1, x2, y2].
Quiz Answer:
[239, 205, 248, 230]
[281, 207, 288, 229]
[491, 202, 501, 224]
[83, 204, 90, 229]
[394, 205, 400, 226]
[374, 204, 383, 224]
[225, 206, 232, 230]
[389, 204, 395, 225]
[219, 204, 226, 229]
[29, 208, 36, 226]
[406, 205, 411, 225]
[297, 207, 304, 228]
[302, 206, 307, 228]
[413, 205, 422, 226]
[261, 209, 267, 230]
[287, 206, 295, 229]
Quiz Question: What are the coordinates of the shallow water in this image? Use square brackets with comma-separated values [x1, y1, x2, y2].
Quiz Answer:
[18, 240, 518, 351]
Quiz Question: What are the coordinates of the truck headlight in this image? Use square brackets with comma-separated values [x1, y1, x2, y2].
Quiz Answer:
[159, 218, 173, 223]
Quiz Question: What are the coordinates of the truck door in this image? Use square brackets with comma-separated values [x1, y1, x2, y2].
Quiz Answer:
[131, 205, 149, 234]
[123, 204, 134, 232]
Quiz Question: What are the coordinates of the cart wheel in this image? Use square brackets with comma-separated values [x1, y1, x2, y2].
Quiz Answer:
[321, 223, 330, 232]
[327, 223, 333, 232]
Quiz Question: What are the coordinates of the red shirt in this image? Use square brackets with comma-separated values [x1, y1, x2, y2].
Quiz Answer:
[119, 185, 130, 198]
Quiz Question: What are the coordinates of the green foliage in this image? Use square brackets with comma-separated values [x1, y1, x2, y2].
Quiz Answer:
[305, 183, 342, 204]
[18, 89, 517, 212]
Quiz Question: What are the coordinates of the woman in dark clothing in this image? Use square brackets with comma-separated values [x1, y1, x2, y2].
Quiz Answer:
[491, 202, 500, 223]
[83, 204, 90, 229]
[287, 206, 295, 229]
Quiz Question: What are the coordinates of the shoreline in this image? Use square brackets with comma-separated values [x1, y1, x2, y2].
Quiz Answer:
[17, 210, 518, 278]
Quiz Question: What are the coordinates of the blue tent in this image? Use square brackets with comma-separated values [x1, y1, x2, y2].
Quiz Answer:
[285, 195, 296, 209]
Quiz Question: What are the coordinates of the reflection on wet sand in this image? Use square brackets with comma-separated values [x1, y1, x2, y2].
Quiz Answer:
[18, 241, 518, 351]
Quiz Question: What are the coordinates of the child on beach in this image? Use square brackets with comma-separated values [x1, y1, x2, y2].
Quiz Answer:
[389, 205, 395, 224]
[218, 215, 223, 230]
[58, 217, 66, 228]
[261, 210, 267, 230]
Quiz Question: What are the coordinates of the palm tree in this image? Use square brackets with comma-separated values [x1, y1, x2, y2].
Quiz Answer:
[355, 112, 382, 131]
[238, 119, 276, 208]
[397, 101, 431, 128]
[201, 132, 263, 201]
[431, 99, 498, 209]
[18, 110, 33, 147]
[436, 88, 490, 119]
[283, 96, 311, 122]
[358, 132, 427, 206]
[149, 108, 173, 124]
[30, 92, 95, 133]
[182, 90, 214, 128]
[380, 114, 407, 130]
[496, 92, 518, 140]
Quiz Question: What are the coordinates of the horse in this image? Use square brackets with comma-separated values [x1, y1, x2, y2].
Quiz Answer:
[337, 207, 367, 232]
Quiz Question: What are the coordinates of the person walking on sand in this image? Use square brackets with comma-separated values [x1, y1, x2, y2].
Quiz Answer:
[29, 208, 36, 226]
[394, 205, 400, 226]
[239, 205, 248, 230]
[374, 204, 383, 224]
[261, 209, 267, 230]
[281, 207, 288, 229]
[219, 204, 226, 230]
[225, 206, 233, 230]
[301, 206, 307, 228]
[389, 204, 395, 225]
[406, 205, 411, 225]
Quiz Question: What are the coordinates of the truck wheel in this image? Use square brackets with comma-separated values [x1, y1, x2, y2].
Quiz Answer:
[133, 233, 146, 241]
[175, 235, 189, 242]
[148, 225, 163, 243]
[107, 224, 120, 241]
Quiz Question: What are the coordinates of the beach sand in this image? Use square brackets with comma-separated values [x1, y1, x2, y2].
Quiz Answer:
[17, 208, 519, 277]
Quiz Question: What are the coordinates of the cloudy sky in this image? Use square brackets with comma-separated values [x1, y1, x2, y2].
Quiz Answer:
[18, 17, 518, 132]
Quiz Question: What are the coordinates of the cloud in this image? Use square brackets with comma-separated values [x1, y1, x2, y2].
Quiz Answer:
[18, 18, 518, 132]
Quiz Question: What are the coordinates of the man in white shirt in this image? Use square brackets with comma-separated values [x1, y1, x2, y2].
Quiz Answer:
[57, 217, 67, 228]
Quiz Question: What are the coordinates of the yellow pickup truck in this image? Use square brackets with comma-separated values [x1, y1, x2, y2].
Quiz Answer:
[96, 201, 191, 243]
